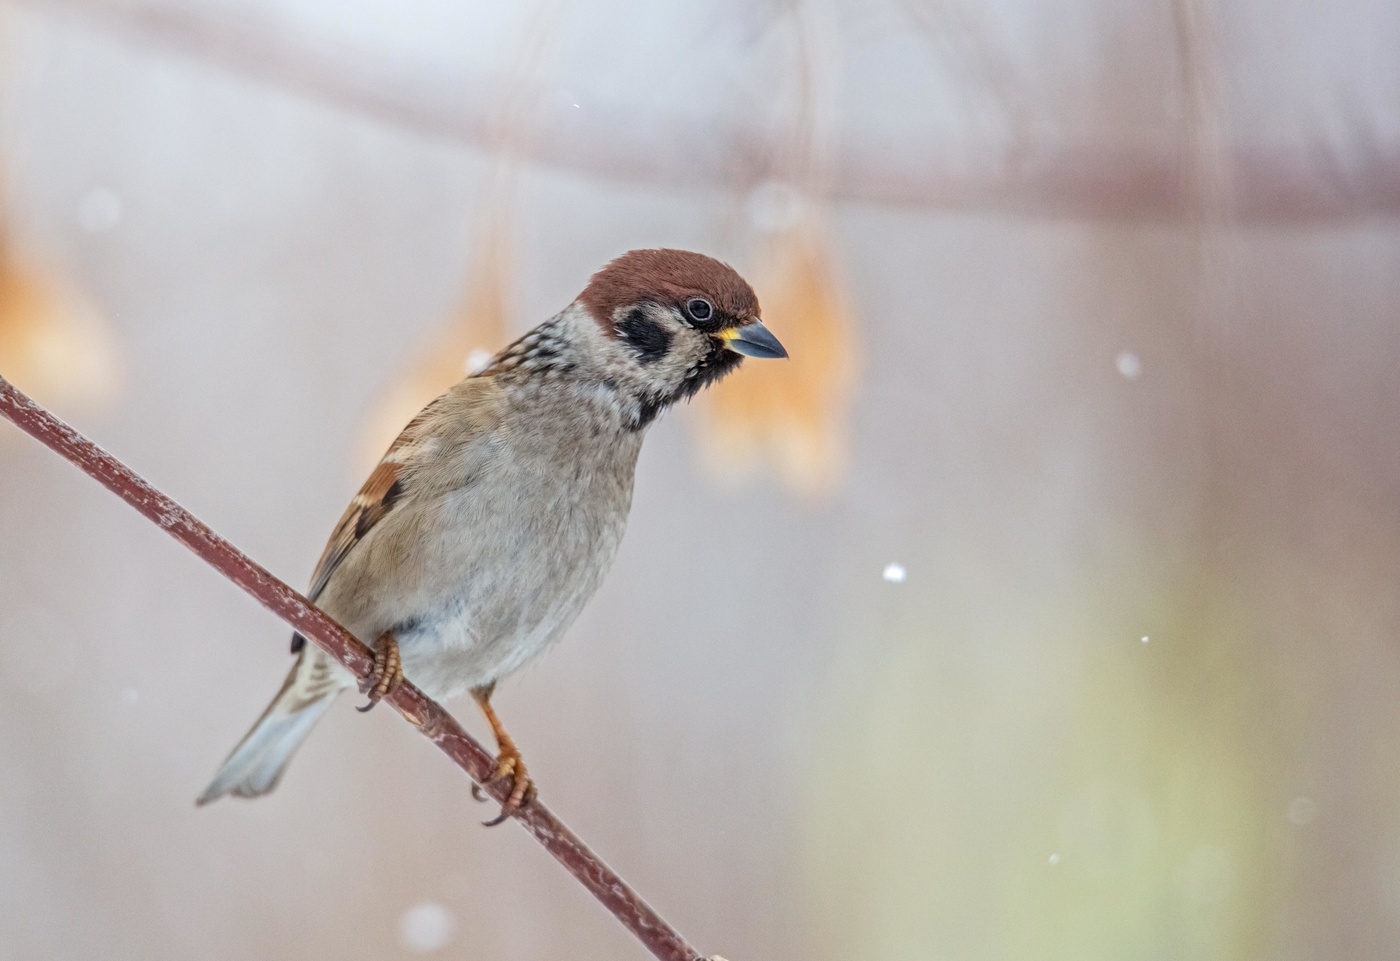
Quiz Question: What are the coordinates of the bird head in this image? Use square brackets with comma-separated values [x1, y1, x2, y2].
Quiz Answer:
[576, 248, 787, 427]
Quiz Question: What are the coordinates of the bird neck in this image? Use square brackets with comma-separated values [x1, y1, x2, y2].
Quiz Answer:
[484, 305, 679, 433]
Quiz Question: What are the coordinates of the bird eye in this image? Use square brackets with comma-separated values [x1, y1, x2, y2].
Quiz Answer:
[684, 298, 714, 323]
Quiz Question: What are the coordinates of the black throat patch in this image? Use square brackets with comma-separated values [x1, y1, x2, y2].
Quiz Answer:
[677, 341, 745, 401]
[623, 341, 745, 432]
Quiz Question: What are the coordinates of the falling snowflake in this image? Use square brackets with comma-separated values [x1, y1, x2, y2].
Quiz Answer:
[1287, 796, 1317, 825]
[463, 348, 493, 374]
[882, 563, 907, 584]
[399, 903, 457, 953]
[745, 180, 804, 233]
[77, 186, 123, 233]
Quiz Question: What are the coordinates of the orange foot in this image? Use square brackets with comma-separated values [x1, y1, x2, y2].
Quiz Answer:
[356, 632, 403, 712]
[472, 740, 537, 826]
[470, 685, 538, 826]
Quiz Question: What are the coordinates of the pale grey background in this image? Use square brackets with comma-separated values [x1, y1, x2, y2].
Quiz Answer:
[1, 1, 1399, 959]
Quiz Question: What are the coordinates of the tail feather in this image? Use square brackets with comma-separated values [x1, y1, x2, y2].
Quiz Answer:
[197, 650, 350, 805]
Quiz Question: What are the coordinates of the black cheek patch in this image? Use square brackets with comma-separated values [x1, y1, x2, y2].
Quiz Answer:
[616, 308, 672, 364]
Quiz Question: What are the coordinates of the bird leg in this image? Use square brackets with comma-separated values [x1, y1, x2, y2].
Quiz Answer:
[470, 685, 536, 825]
[356, 631, 403, 712]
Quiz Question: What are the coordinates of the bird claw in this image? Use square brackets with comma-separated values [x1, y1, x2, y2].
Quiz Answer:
[474, 746, 536, 826]
[356, 633, 403, 712]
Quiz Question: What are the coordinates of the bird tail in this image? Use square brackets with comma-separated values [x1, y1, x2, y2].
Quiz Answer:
[197, 649, 351, 805]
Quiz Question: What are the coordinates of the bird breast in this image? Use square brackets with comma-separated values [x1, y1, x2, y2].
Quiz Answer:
[320, 381, 644, 701]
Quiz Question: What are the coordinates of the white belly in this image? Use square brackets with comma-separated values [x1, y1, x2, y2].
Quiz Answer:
[317, 434, 637, 702]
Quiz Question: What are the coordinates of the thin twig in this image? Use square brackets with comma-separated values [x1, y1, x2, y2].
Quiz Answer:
[13, 0, 1400, 222]
[0, 375, 708, 961]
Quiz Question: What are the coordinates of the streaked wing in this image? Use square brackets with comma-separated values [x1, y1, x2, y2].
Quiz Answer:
[288, 379, 503, 655]
[307, 459, 404, 601]
[289, 398, 440, 654]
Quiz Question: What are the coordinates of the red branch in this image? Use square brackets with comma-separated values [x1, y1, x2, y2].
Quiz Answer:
[0, 375, 707, 961]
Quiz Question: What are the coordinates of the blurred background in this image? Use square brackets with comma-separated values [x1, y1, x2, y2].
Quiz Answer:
[1, 0, 1398, 958]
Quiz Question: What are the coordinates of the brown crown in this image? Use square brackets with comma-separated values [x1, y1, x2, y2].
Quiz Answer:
[579, 249, 760, 333]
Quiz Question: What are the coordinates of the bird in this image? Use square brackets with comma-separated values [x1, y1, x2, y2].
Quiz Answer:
[197, 248, 787, 822]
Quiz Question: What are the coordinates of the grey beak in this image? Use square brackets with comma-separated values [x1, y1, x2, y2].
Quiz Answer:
[722, 320, 788, 359]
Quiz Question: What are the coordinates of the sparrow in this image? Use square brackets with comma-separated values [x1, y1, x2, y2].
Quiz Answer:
[198, 248, 787, 821]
